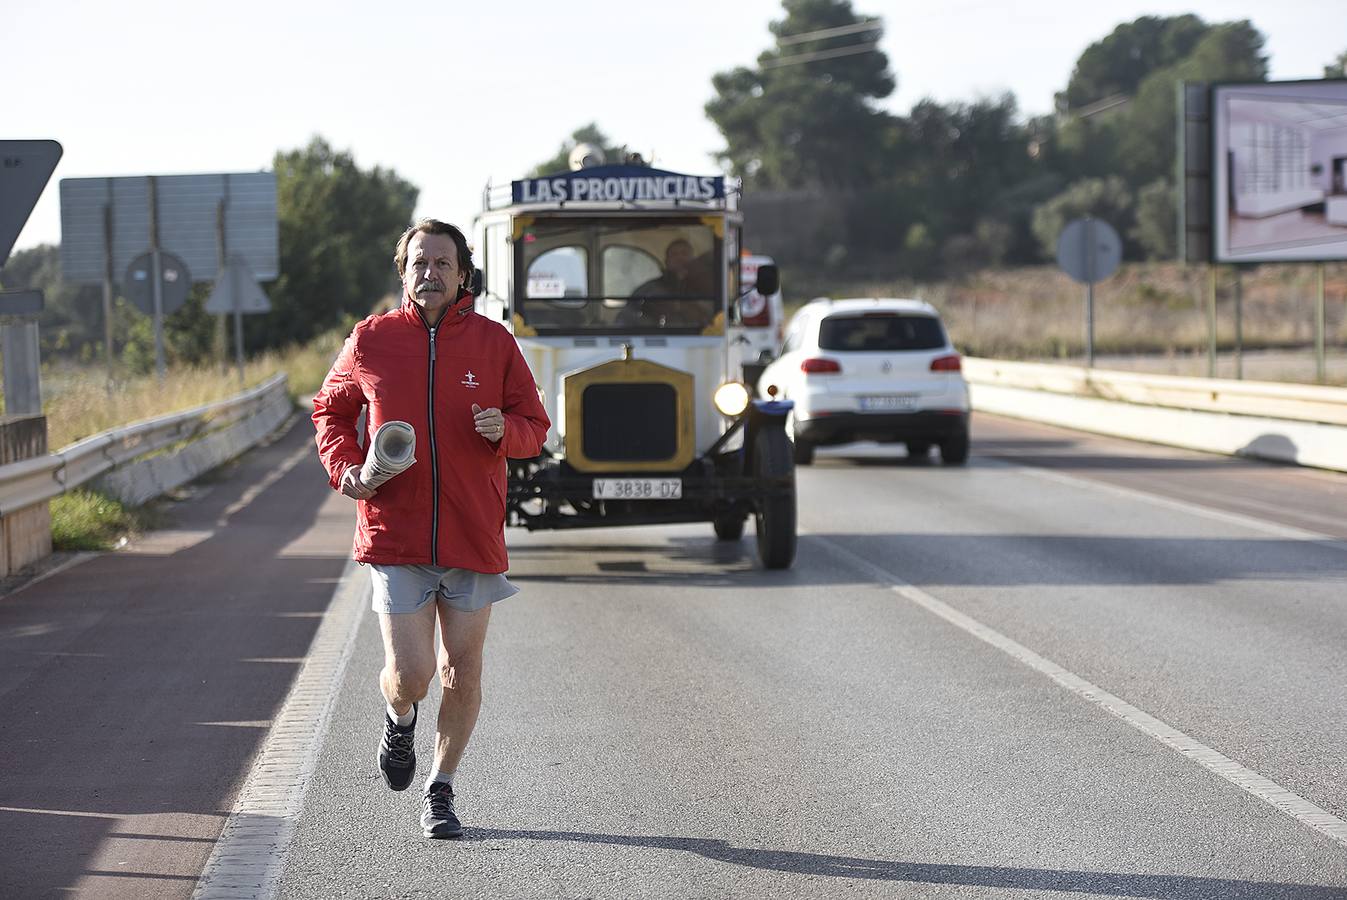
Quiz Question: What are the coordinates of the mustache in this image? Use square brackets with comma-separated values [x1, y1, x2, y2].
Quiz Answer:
[415, 280, 446, 294]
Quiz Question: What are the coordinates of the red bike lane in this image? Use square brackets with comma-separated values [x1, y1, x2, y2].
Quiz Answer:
[0, 417, 356, 900]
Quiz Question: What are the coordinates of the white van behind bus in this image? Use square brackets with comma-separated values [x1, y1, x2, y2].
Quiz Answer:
[733, 253, 785, 388]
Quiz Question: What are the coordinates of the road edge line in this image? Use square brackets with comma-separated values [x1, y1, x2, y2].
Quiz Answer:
[809, 533, 1347, 850]
[192, 557, 368, 899]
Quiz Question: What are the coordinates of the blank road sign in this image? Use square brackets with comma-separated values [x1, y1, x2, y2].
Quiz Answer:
[59, 172, 278, 284]
[1057, 218, 1122, 285]
[205, 255, 272, 315]
[0, 140, 63, 268]
[0, 290, 45, 317]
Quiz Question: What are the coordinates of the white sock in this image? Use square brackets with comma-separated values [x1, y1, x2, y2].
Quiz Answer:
[387, 703, 415, 727]
[425, 768, 455, 791]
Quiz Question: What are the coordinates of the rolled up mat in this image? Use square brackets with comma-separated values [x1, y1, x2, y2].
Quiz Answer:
[359, 421, 416, 489]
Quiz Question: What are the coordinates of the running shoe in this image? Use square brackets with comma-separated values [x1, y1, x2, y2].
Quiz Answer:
[421, 781, 463, 839]
[378, 703, 417, 791]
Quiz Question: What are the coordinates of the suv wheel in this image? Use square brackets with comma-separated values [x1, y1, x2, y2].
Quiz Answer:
[940, 427, 970, 466]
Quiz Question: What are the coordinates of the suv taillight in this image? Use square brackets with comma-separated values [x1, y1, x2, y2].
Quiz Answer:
[930, 354, 961, 372]
[801, 357, 841, 374]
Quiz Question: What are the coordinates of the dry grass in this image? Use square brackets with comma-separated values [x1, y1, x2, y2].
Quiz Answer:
[33, 264, 1347, 451]
[44, 325, 347, 451]
[814, 261, 1347, 370]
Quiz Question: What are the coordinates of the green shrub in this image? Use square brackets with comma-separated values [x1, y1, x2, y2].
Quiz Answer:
[50, 490, 150, 551]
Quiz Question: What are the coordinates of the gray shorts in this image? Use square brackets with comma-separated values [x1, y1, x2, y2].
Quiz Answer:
[369, 564, 518, 615]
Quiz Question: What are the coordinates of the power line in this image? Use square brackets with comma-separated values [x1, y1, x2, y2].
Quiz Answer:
[776, 19, 882, 47]
[760, 41, 881, 70]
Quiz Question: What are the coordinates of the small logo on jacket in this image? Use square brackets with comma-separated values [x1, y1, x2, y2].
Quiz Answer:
[461, 370, 479, 388]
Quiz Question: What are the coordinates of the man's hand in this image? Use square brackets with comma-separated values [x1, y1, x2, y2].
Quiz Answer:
[339, 466, 376, 500]
[472, 404, 505, 443]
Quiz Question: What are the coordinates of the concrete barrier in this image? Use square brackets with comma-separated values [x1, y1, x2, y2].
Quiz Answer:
[964, 358, 1347, 473]
[94, 386, 295, 505]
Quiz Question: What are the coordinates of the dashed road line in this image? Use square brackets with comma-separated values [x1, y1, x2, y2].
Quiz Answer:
[192, 558, 368, 900]
[217, 427, 312, 526]
[810, 533, 1347, 850]
[985, 456, 1347, 549]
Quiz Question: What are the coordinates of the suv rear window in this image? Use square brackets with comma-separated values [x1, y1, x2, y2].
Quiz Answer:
[817, 314, 945, 351]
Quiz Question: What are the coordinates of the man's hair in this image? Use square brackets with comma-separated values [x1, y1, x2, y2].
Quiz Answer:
[394, 219, 473, 281]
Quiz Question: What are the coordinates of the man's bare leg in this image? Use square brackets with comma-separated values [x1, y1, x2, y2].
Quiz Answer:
[377, 602, 438, 714]
[432, 604, 493, 776]
[375, 603, 437, 791]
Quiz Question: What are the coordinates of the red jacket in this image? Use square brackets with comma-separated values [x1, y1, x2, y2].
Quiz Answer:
[312, 291, 550, 572]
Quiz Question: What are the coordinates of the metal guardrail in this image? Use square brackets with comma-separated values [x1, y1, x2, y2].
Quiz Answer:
[963, 359, 1347, 426]
[0, 374, 291, 516]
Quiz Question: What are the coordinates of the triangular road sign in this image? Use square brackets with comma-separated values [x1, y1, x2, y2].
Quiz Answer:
[205, 254, 272, 314]
[0, 140, 63, 268]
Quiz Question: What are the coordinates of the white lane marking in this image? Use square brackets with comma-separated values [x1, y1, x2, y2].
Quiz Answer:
[983, 457, 1347, 550]
[216, 423, 310, 526]
[193, 558, 368, 900]
[0, 805, 121, 819]
[810, 533, 1347, 849]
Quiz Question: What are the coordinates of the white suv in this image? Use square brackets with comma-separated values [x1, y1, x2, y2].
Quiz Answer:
[757, 298, 970, 465]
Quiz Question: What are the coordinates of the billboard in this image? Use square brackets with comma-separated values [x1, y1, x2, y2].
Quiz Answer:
[1213, 79, 1347, 263]
[59, 172, 278, 285]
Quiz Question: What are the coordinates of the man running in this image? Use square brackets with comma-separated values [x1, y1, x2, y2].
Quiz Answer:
[313, 219, 549, 838]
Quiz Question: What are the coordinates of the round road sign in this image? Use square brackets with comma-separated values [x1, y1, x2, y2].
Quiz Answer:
[124, 251, 192, 317]
[1056, 218, 1122, 285]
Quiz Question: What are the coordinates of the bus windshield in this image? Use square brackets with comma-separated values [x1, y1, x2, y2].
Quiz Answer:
[518, 217, 720, 335]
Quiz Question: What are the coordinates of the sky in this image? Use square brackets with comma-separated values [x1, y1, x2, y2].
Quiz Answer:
[6, 0, 1344, 257]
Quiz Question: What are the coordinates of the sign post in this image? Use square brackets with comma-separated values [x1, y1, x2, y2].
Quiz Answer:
[148, 178, 166, 379]
[1316, 263, 1326, 383]
[1056, 217, 1122, 368]
[205, 255, 272, 386]
[1234, 267, 1244, 380]
[0, 290, 45, 416]
[102, 204, 116, 385]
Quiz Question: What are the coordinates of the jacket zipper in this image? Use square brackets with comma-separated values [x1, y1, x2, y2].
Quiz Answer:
[426, 322, 439, 565]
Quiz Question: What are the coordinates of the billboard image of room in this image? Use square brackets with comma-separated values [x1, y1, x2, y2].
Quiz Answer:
[1213, 79, 1347, 263]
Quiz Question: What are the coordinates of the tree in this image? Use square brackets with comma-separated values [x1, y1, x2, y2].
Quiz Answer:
[252, 137, 419, 352]
[1326, 49, 1347, 78]
[0, 244, 104, 361]
[114, 293, 215, 375]
[1116, 20, 1267, 190]
[1059, 15, 1207, 111]
[1031, 176, 1135, 259]
[1132, 179, 1176, 260]
[530, 124, 639, 176]
[706, 0, 894, 188]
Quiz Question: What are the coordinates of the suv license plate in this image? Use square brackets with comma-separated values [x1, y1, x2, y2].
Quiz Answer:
[593, 478, 683, 500]
[860, 394, 918, 411]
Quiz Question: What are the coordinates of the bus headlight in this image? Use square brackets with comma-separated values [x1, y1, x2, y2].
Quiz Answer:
[713, 381, 751, 417]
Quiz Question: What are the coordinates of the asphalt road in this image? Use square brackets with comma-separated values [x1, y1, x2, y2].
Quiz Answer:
[4, 412, 1347, 898]
[0, 417, 355, 899]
